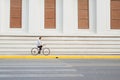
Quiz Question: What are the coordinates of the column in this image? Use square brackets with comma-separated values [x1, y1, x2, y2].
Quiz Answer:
[96, 0, 110, 34]
[63, 0, 77, 34]
[0, 0, 10, 33]
[28, 0, 43, 34]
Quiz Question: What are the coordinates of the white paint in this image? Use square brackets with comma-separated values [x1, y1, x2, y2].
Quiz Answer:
[63, 0, 76, 34]
[0, 0, 28, 33]
[96, 0, 120, 35]
[1, 36, 120, 55]
[0, 0, 1, 31]
[96, 0, 109, 34]
[56, 0, 63, 33]
[37, 0, 63, 35]
[0, 74, 84, 77]
[29, 0, 42, 34]
[0, 65, 71, 67]
[28, 0, 63, 35]
[0, 0, 120, 36]
[74, 0, 96, 34]
[89, 0, 96, 33]
[22, 0, 29, 32]
[0, 0, 10, 33]
[0, 69, 76, 72]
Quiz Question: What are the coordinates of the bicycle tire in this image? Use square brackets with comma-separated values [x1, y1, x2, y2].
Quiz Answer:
[42, 48, 50, 55]
[31, 48, 39, 55]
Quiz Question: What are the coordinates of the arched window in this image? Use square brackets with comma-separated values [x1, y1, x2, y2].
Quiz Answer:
[10, 0, 22, 28]
[111, 0, 120, 29]
[45, 0, 56, 29]
[78, 0, 89, 29]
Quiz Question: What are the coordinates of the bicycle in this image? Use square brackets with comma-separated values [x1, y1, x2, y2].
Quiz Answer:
[31, 44, 50, 55]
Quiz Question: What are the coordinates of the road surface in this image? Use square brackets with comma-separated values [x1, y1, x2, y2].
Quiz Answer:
[0, 59, 120, 80]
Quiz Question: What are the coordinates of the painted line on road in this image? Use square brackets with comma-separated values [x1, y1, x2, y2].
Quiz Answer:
[0, 69, 76, 72]
[0, 74, 84, 77]
[0, 65, 71, 68]
[0, 55, 120, 59]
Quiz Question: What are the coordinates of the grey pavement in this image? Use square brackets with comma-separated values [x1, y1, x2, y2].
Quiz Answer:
[0, 59, 120, 80]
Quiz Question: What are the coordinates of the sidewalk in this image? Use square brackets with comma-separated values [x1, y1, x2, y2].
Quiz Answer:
[0, 55, 120, 59]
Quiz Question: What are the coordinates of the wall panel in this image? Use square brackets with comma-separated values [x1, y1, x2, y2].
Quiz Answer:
[10, 0, 22, 28]
[78, 0, 89, 29]
[111, 0, 120, 29]
[45, 0, 56, 29]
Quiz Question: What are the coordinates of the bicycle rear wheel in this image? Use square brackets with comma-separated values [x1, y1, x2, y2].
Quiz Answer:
[31, 48, 39, 55]
[42, 48, 50, 55]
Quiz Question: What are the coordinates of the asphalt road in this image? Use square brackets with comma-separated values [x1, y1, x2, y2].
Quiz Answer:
[0, 59, 120, 80]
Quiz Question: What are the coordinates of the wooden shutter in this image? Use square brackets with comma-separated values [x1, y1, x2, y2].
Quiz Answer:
[111, 0, 120, 29]
[10, 0, 22, 28]
[78, 0, 89, 29]
[45, 0, 56, 29]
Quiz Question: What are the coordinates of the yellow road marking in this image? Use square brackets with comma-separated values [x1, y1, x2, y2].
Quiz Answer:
[0, 55, 120, 59]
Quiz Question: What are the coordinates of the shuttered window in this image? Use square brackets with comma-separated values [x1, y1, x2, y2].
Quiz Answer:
[111, 0, 120, 29]
[10, 0, 22, 28]
[78, 0, 89, 29]
[45, 0, 56, 29]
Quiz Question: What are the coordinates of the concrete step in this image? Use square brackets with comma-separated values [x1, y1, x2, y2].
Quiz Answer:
[0, 36, 120, 55]
[43, 36, 120, 41]
[47, 45, 120, 49]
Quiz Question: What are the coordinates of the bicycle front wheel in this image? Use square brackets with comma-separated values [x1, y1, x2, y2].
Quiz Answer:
[42, 48, 50, 55]
[31, 48, 39, 55]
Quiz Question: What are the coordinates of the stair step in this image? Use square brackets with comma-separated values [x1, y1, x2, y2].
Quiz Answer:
[0, 36, 120, 55]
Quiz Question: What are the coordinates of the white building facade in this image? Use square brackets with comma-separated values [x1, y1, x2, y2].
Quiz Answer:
[0, 0, 120, 55]
[0, 0, 120, 36]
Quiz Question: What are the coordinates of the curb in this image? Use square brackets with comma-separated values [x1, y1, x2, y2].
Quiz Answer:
[0, 55, 120, 59]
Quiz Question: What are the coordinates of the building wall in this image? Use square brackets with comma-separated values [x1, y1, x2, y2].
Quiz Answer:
[1, 0, 120, 55]
[0, 0, 120, 36]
